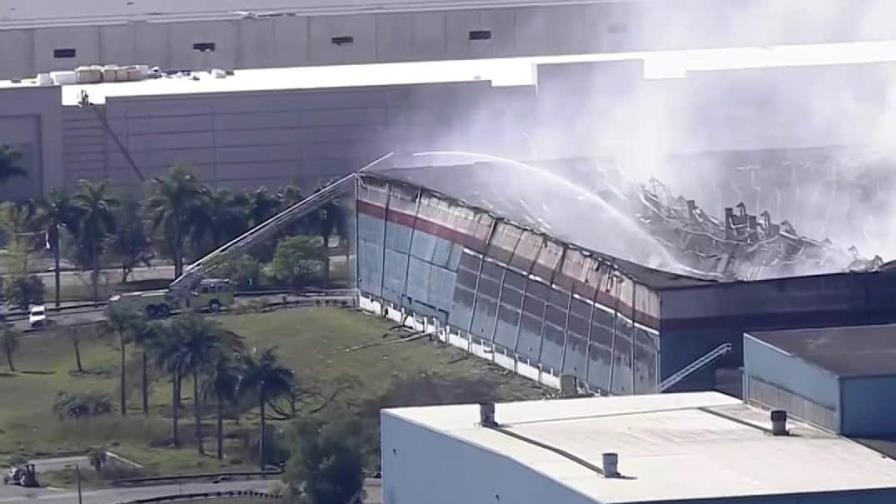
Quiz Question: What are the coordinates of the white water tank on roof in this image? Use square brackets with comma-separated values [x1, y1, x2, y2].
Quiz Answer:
[50, 70, 76, 85]
[75, 66, 102, 84]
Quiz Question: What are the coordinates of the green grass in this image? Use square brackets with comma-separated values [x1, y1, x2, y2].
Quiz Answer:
[0, 307, 546, 484]
[221, 307, 545, 407]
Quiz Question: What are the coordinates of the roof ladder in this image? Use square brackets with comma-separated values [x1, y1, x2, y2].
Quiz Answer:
[658, 343, 733, 392]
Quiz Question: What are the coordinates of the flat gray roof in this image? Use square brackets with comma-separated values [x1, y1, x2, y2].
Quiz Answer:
[385, 392, 896, 503]
[749, 324, 896, 377]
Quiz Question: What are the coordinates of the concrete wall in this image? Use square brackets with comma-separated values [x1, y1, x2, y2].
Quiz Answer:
[56, 80, 532, 192]
[381, 410, 596, 504]
[841, 376, 896, 437]
[743, 334, 841, 432]
[0, 86, 64, 200]
[5, 0, 896, 80]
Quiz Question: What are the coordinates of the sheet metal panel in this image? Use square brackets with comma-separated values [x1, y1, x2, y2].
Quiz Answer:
[532, 239, 563, 283]
[487, 221, 522, 264]
[540, 287, 570, 372]
[410, 230, 437, 263]
[562, 296, 591, 381]
[406, 256, 432, 306]
[358, 242, 384, 297]
[510, 230, 542, 273]
[557, 248, 588, 292]
[382, 248, 408, 303]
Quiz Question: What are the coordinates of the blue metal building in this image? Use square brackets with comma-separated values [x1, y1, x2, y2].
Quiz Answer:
[744, 324, 896, 437]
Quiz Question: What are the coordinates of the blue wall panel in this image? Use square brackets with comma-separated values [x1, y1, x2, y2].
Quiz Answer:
[841, 376, 896, 437]
[743, 335, 841, 410]
[358, 240, 384, 297]
[382, 248, 408, 303]
[358, 197, 661, 394]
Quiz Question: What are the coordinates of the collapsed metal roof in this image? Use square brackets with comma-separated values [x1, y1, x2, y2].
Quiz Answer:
[373, 151, 883, 281]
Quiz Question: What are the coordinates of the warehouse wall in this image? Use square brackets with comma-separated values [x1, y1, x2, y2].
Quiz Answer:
[381, 411, 596, 504]
[6, 0, 896, 81]
[840, 376, 896, 437]
[0, 86, 64, 201]
[57, 80, 532, 192]
[743, 334, 841, 432]
[357, 175, 662, 394]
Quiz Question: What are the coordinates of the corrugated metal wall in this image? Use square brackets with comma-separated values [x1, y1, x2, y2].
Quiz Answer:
[743, 334, 841, 432]
[357, 175, 661, 394]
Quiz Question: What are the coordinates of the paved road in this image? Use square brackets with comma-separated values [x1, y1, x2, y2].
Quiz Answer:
[0, 480, 276, 504]
[8, 291, 356, 332]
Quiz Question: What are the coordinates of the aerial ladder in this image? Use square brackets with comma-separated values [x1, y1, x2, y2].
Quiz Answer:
[167, 152, 394, 300]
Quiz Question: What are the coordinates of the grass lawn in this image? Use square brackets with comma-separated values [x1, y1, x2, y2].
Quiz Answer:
[221, 307, 545, 407]
[0, 307, 546, 485]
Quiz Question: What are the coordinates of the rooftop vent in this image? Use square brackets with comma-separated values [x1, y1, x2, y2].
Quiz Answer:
[771, 410, 788, 436]
[479, 402, 497, 427]
[602, 452, 619, 478]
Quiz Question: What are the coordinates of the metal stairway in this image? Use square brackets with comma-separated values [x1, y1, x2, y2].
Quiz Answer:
[658, 343, 733, 392]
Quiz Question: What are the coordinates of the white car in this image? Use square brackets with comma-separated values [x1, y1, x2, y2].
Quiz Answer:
[28, 305, 47, 328]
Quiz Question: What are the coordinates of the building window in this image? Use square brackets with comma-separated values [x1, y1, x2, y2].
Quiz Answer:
[54, 48, 76, 59]
[192, 42, 216, 52]
[469, 30, 492, 41]
[331, 36, 354, 46]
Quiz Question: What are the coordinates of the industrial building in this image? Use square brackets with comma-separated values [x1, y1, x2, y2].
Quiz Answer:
[354, 154, 896, 394]
[382, 392, 896, 504]
[745, 324, 896, 438]
[3, 0, 896, 81]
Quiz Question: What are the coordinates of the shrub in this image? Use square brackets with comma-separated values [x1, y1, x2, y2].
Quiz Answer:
[52, 392, 113, 420]
[4, 274, 45, 309]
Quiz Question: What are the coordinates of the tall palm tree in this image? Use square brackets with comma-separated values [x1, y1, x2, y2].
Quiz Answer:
[240, 347, 296, 470]
[193, 188, 248, 252]
[135, 320, 161, 415]
[33, 190, 78, 307]
[152, 321, 187, 448]
[107, 305, 145, 416]
[202, 350, 243, 460]
[0, 146, 26, 186]
[277, 184, 304, 208]
[161, 314, 228, 455]
[146, 166, 207, 278]
[240, 187, 280, 228]
[72, 179, 119, 300]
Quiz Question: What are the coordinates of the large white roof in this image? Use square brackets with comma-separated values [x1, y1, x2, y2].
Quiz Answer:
[385, 392, 896, 503]
[5, 39, 896, 105]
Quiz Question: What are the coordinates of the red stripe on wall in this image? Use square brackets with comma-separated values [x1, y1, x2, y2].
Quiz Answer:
[358, 200, 661, 330]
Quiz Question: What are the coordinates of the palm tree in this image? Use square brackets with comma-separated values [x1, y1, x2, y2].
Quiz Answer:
[202, 351, 243, 460]
[34, 190, 78, 307]
[193, 188, 248, 252]
[240, 187, 280, 228]
[135, 320, 161, 415]
[0, 145, 26, 185]
[1, 328, 19, 372]
[240, 347, 296, 470]
[277, 184, 304, 208]
[107, 305, 145, 416]
[160, 314, 227, 455]
[152, 321, 187, 448]
[146, 166, 207, 278]
[72, 179, 119, 301]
